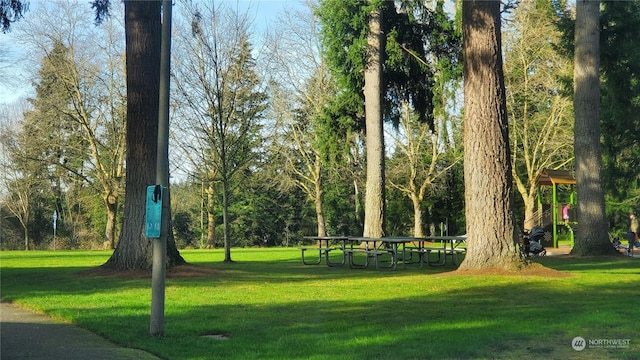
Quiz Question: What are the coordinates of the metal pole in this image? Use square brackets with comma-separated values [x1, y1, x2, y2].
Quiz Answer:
[150, 0, 172, 337]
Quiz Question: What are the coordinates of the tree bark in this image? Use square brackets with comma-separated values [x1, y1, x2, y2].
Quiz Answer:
[222, 178, 232, 262]
[23, 224, 28, 250]
[104, 0, 184, 270]
[206, 180, 216, 248]
[104, 194, 117, 249]
[412, 194, 423, 237]
[459, 0, 526, 270]
[522, 194, 536, 231]
[363, 8, 386, 238]
[571, 0, 612, 255]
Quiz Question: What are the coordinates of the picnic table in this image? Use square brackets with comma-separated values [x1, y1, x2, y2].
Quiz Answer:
[411, 235, 467, 267]
[344, 237, 415, 270]
[300, 236, 349, 267]
[300, 235, 467, 270]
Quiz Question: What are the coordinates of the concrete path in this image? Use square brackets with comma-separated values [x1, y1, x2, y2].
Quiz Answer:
[0, 302, 160, 360]
[545, 245, 640, 257]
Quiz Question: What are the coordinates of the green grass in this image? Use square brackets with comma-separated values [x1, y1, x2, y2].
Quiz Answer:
[1, 248, 638, 359]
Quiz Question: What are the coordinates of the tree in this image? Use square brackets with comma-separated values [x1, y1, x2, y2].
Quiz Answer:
[362, 5, 386, 237]
[387, 104, 461, 237]
[317, 0, 459, 237]
[0, 107, 43, 250]
[503, 0, 574, 231]
[17, 2, 127, 249]
[386, 1, 463, 238]
[270, 78, 332, 237]
[102, 0, 184, 270]
[458, 0, 526, 270]
[1, 98, 69, 250]
[172, 1, 267, 262]
[1, 0, 27, 33]
[571, 0, 611, 255]
[317, 0, 387, 237]
[598, 2, 640, 230]
[265, 0, 337, 238]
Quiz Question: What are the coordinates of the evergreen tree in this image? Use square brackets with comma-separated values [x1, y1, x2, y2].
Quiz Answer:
[599, 1, 640, 226]
[459, 0, 526, 270]
[103, 0, 185, 270]
[1, 0, 27, 33]
[556, 0, 640, 247]
[317, 0, 460, 236]
[571, 0, 611, 255]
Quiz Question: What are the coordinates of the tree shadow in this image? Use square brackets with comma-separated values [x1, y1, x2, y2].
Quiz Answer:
[44, 270, 639, 359]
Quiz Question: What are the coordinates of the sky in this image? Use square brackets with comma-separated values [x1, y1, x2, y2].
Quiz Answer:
[0, 0, 303, 105]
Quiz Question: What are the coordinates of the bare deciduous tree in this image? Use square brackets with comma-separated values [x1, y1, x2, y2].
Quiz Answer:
[0, 101, 39, 250]
[387, 104, 460, 237]
[503, 0, 574, 231]
[17, 2, 126, 248]
[265, 1, 335, 237]
[173, 1, 267, 262]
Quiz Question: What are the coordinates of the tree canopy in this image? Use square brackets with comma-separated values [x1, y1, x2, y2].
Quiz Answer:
[1, 0, 27, 33]
[317, 0, 460, 130]
[4, 0, 640, 262]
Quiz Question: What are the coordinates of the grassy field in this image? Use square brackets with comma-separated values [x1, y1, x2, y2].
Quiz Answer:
[0, 248, 638, 360]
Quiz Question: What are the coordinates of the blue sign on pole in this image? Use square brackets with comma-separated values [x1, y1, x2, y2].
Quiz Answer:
[145, 185, 163, 238]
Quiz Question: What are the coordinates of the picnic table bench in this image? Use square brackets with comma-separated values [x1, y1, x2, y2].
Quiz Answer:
[405, 236, 467, 266]
[301, 235, 467, 270]
[300, 236, 348, 267]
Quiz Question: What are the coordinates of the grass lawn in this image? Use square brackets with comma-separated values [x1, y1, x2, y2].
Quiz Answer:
[1, 248, 638, 359]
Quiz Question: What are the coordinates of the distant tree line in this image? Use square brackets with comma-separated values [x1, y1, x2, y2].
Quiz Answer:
[1, 1, 638, 263]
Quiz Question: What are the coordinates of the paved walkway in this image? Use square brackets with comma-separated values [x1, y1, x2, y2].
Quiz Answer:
[0, 302, 160, 360]
[545, 245, 640, 257]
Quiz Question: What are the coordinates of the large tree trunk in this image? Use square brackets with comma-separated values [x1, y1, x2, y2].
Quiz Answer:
[362, 8, 386, 238]
[104, 0, 184, 270]
[459, 0, 526, 270]
[571, 0, 612, 255]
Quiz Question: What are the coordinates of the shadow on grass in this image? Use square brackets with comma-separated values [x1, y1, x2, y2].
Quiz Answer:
[534, 254, 638, 274]
[2, 250, 639, 359]
[3, 250, 637, 298]
[45, 268, 639, 360]
[0, 253, 459, 303]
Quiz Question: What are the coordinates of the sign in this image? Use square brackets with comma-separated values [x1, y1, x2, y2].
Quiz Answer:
[145, 185, 163, 238]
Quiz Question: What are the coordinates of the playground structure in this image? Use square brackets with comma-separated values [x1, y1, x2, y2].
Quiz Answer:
[527, 169, 577, 248]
